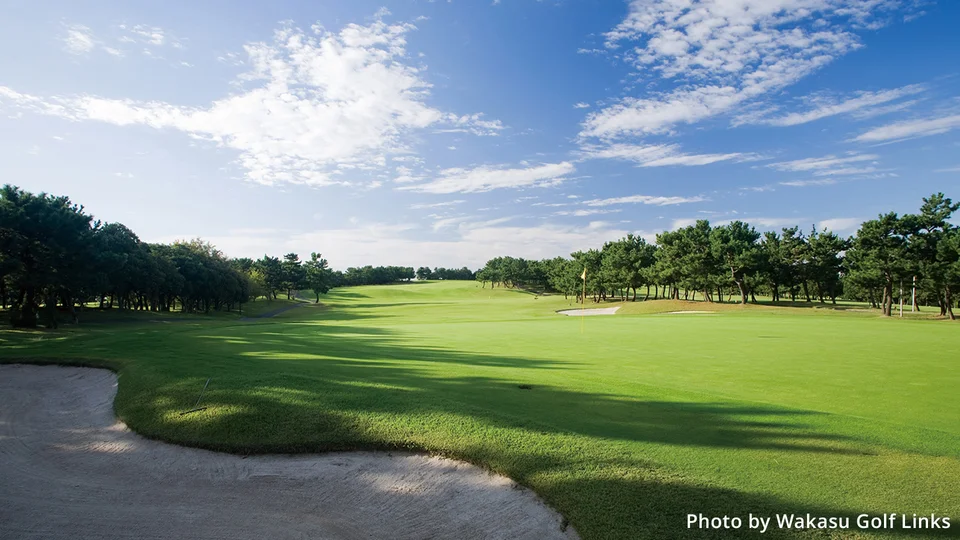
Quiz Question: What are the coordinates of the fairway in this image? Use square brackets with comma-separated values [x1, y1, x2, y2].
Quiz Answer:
[2, 281, 958, 539]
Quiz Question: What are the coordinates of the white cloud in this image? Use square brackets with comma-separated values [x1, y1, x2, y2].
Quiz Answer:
[3, 15, 502, 188]
[129, 25, 169, 46]
[582, 86, 747, 138]
[811, 166, 881, 177]
[849, 99, 922, 120]
[116, 24, 186, 54]
[748, 84, 925, 126]
[740, 185, 776, 192]
[573, 102, 591, 109]
[818, 217, 860, 232]
[582, 0, 916, 139]
[768, 153, 878, 172]
[584, 194, 706, 207]
[409, 200, 465, 209]
[852, 114, 960, 143]
[62, 25, 96, 55]
[780, 179, 838, 187]
[934, 166, 960, 173]
[581, 142, 749, 167]
[217, 52, 245, 66]
[402, 162, 575, 194]
[554, 209, 622, 217]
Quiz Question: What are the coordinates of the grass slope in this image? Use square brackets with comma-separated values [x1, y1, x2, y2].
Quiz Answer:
[2, 281, 958, 539]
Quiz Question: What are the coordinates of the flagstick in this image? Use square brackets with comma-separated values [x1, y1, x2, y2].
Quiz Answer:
[581, 268, 586, 334]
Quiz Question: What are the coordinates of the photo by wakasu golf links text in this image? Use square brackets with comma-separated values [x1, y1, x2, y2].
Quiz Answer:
[1, 1, 959, 539]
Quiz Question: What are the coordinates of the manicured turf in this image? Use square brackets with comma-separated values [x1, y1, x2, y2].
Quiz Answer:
[2, 282, 958, 539]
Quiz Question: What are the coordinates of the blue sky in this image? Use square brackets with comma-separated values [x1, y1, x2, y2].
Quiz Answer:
[2, 0, 959, 268]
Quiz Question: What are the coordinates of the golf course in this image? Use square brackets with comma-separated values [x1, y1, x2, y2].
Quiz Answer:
[2, 280, 957, 539]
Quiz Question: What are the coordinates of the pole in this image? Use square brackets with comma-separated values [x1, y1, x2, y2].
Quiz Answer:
[581, 268, 587, 334]
[899, 280, 903, 318]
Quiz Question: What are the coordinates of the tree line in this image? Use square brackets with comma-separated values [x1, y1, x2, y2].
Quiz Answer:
[1, 185, 437, 328]
[415, 266, 476, 281]
[476, 193, 960, 319]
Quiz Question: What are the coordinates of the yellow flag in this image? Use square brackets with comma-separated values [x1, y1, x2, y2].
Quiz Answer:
[580, 267, 587, 280]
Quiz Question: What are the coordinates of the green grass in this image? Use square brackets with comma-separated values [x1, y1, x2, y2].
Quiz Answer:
[2, 281, 958, 539]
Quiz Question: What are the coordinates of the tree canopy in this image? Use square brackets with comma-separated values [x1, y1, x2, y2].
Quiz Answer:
[473, 193, 959, 318]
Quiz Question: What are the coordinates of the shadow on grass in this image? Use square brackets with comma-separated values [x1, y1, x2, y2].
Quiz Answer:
[133, 356, 949, 540]
[4, 316, 954, 540]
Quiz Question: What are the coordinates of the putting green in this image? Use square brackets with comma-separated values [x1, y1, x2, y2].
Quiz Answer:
[2, 281, 957, 539]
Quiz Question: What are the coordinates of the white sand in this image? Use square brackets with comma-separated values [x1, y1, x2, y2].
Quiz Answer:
[664, 310, 716, 314]
[0, 364, 577, 540]
[557, 306, 621, 316]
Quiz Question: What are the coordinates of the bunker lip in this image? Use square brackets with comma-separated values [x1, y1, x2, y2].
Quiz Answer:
[0, 364, 577, 540]
[557, 306, 621, 316]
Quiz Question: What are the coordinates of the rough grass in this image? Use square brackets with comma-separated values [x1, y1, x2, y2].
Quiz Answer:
[1, 281, 958, 539]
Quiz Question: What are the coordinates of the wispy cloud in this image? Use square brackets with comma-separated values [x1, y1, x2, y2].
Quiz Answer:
[61, 24, 96, 55]
[934, 166, 960, 173]
[584, 194, 706, 207]
[554, 208, 621, 217]
[402, 162, 575, 194]
[744, 84, 925, 127]
[853, 114, 960, 143]
[768, 153, 878, 173]
[410, 200, 465, 209]
[780, 179, 839, 187]
[580, 143, 751, 167]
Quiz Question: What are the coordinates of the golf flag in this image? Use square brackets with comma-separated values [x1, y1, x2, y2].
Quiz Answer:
[580, 267, 587, 333]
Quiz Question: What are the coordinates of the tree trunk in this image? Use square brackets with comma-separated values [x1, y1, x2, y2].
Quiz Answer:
[882, 281, 893, 316]
[18, 287, 38, 328]
[731, 268, 747, 304]
[946, 285, 955, 320]
[43, 294, 59, 329]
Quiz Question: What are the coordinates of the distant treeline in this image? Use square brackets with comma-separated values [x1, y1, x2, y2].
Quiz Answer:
[476, 193, 960, 319]
[415, 266, 476, 281]
[0, 185, 450, 328]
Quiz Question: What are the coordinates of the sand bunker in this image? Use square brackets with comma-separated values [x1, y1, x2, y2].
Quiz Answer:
[557, 306, 621, 316]
[665, 310, 716, 314]
[0, 364, 576, 540]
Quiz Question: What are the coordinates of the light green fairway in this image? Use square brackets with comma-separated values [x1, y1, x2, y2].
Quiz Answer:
[2, 281, 958, 539]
